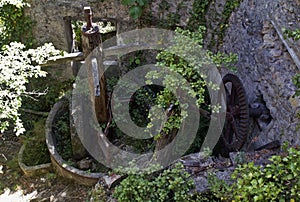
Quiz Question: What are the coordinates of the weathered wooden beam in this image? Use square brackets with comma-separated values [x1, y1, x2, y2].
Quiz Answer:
[270, 19, 300, 70]
[40, 52, 84, 66]
[81, 6, 108, 123]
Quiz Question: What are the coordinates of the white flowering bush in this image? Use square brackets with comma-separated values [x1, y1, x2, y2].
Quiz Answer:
[0, 0, 28, 8]
[0, 42, 60, 135]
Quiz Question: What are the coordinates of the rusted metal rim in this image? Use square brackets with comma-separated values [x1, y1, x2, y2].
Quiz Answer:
[221, 73, 249, 152]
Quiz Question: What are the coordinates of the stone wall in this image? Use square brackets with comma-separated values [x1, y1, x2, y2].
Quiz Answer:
[26, 0, 130, 51]
[221, 0, 300, 149]
[25, 0, 194, 51]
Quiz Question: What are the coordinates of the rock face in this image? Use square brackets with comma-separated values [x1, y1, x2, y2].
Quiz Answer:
[220, 0, 300, 149]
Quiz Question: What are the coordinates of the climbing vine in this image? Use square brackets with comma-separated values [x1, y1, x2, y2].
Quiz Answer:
[188, 0, 210, 31]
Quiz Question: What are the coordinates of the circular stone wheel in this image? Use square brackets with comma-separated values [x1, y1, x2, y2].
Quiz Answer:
[219, 73, 249, 155]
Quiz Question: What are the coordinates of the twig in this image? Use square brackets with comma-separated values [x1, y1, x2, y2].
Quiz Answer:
[24, 88, 48, 97]
[21, 109, 49, 117]
[1, 154, 7, 161]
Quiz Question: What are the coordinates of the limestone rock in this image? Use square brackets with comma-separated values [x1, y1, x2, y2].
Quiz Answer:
[77, 158, 93, 170]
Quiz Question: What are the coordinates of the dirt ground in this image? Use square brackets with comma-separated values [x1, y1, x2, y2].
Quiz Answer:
[0, 133, 93, 202]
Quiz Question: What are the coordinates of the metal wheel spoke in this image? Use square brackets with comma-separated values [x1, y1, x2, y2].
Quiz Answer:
[230, 85, 236, 105]
[230, 118, 239, 141]
[219, 73, 249, 154]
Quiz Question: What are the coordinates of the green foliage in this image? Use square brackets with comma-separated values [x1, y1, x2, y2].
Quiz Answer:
[145, 27, 207, 138]
[208, 145, 300, 201]
[145, 26, 237, 140]
[208, 172, 232, 201]
[0, 0, 35, 48]
[113, 162, 194, 202]
[292, 74, 300, 97]
[121, 0, 149, 19]
[22, 139, 50, 166]
[0, 42, 60, 135]
[189, 0, 241, 48]
[22, 119, 50, 166]
[188, 0, 210, 31]
[284, 28, 300, 41]
[32, 78, 73, 110]
[209, 51, 238, 72]
[54, 109, 73, 160]
[222, 0, 241, 20]
[231, 147, 300, 201]
[90, 184, 108, 202]
[292, 74, 300, 131]
[209, 0, 241, 48]
[71, 21, 84, 52]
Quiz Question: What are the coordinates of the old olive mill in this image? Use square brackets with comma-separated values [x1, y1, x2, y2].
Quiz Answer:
[43, 5, 299, 186]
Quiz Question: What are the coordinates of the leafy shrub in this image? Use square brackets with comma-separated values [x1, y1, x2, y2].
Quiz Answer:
[208, 145, 300, 201]
[231, 147, 300, 201]
[0, 0, 35, 48]
[113, 162, 194, 202]
[145, 26, 237, 143]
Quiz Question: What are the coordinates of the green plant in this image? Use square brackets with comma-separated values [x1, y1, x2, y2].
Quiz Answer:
[54, 110, 73, 160]
[21, 119, 51, 166]
[284, 28, 300, 41]
[208, 171, 232, 201]
[145, 27, 207, 139]
[71, 20, 84, 52]
[0, 0, 35, 48]
[209, 0, 241, 48]
[145, 26, 237, 145]
[208, 144, 300, 201]
[209, 51, 238, 72]
[188, 0, 210, 31]
[121, 0, 149, 19]
[22, 139, 50, 166]
[113, 162, 194, 202]
[90, 184, 108, 202]
[292, 74, 300, 131]
[231, 147, 300, 201]
[292, 74, 300, 97]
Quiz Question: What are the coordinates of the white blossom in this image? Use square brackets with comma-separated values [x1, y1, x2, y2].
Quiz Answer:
[0, 42, 60, 135]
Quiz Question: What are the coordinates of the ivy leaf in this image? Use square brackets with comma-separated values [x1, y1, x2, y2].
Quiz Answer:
[129, 6, 143, 19]
[136, 0, 148, 6]
[135, 58, 140, 65]
[121, 0, 136, 6]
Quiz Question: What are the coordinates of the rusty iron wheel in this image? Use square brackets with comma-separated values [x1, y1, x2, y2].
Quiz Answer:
[220, 73, 249, 153]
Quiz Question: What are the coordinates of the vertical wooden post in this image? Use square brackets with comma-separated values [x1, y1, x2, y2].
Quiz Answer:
[81, 6, 108, 123]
